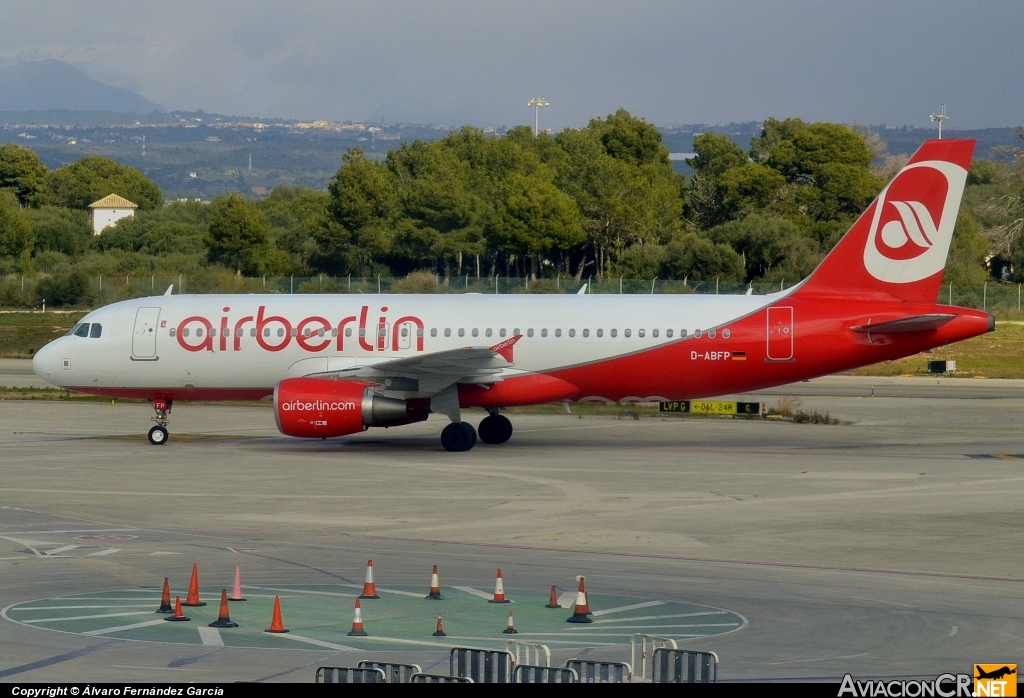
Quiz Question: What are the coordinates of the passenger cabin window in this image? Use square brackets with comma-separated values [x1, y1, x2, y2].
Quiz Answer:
[708, 329, 716, 338]
[723, 329, 731, 339]
[444, 328, 451, 337]
[73, 323, 90, 337]
[277, 328, 285, 337]
[527, 329, 534, 337]
[610, 329, 617, 338]
[582, 329, 589, 338]
[681, 329, 688, 338]
[431, 328, 438, 337]
[346, 328, 353, 337]
[458, 328, 465, 337]
[499, 328, 507, 337]
[541, 329, 548, 337]
[89, 323, 102, 338]
[597, 329, 603, 337]
[568, 329, 575, 337]
[624, 329, 631, 338]
[472, 328, 479, 337]
[514, 328, 521, 336]
[170, 328, 176, 337]
[666, 329, 673, 338]
[652, 329, 658, 338]
[694, 329, 702, 338]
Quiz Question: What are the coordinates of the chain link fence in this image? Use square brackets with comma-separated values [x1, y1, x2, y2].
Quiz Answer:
[3, 273, 1023, 316]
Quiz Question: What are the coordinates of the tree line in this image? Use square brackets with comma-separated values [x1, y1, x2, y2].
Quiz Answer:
[1, 110, 1019, 307]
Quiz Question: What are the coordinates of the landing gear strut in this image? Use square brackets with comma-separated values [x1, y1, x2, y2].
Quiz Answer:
[478, 411, 513, 444]
[148, 398, 171, 445]
[441, 422, 477, 452]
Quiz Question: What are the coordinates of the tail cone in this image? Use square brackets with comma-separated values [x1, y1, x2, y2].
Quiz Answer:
[164, 596, 190, 622]
[348, 599, 368, 636]
[359, 559, 380, 599]
[183, 563, 206, 607]
[545, 585, 560, 609]
[426, 564, 444, 600]
[566, 577, 593, 624]
[265, 595, 288, 633]
[503, 611, 518, 634]
[156, 578, 173, 613]
[488, 568, 510, 603]
[228, 566, 246, 601]
[433, 615, 446, 637]
[209, 589, 238, 628]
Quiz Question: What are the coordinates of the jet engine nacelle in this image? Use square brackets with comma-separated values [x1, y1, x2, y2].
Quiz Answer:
[273, 378, 413, 438]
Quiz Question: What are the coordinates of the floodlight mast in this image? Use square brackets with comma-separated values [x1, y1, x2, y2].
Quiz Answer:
[930, 103, 949, 139]
[527, 97, 550, 136]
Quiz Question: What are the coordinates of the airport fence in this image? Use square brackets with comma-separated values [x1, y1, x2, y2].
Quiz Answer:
[4, 273, 1024, 317]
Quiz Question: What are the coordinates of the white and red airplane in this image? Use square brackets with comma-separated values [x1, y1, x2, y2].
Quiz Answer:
[33, 139, 991, 451]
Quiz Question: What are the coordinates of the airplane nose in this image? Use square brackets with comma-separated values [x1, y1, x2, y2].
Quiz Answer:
[33, 340, 64, 385]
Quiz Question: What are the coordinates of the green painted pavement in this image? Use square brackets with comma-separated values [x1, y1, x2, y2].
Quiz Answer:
[2, 585, 746, 652]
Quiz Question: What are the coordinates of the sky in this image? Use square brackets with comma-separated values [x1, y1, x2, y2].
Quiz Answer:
[0, 1, 1021, 129]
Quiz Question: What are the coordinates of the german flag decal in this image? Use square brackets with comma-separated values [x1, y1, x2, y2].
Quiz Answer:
[732, 351, 747, 361]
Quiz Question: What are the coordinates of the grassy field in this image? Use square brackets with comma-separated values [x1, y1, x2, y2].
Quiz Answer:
[0, 311, 85, 358]
[2, 311, 1022, 378]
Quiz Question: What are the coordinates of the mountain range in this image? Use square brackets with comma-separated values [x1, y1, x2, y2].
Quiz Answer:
[0, 60, 162, 114]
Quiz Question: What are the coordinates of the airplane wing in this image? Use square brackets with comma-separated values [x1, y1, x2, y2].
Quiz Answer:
[304, 335, 524, 397]
[849, 314, 957, 334]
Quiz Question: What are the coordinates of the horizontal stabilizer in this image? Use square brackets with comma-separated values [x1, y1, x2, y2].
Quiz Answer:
[850, 314, 957, 334]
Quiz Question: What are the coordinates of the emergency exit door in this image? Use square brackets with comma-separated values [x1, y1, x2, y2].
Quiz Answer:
[766, 306, 794, 361]
[132, 307, 161, 359]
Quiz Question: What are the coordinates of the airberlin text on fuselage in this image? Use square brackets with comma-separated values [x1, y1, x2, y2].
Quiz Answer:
[175, 305, 424, 354]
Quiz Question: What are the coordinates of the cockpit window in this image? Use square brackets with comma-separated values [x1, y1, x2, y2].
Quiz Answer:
[89, 323, 102, 338]
[67, 323, 81, 336]
[73, 323, 90, 337]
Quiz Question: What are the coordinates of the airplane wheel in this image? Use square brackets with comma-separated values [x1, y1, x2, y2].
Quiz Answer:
[441, 422, 477, 452]
[479, 415, 513, 444]
[148, 425, 168, 445]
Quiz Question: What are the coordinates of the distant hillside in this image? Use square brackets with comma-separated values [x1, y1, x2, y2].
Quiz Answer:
[0, 60, 162, 114]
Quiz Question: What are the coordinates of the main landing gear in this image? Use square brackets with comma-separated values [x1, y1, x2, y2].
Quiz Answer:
[439, 411, 514, 452]
[148, 398, 171, 445]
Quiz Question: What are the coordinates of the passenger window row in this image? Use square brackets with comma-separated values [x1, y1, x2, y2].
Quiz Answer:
[69, 323, 102, 339]
[426, 327, 732, 340]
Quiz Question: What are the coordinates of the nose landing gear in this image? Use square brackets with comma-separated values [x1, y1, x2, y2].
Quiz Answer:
[148, 398, 172, 445]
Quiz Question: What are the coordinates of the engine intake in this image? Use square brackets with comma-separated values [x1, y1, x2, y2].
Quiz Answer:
[274, 378, 414, 438]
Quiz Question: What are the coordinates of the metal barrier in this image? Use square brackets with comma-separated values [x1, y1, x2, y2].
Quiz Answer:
[505, 640, 551, 667]
[652, 648, 719, 683]
[631, 633, 678, 682]
[450, 647, 515, 683]
[315, 666, 387, 683]
[513, 665, 578, 683]
[356, 660, 423, 683]
[564, 660, 632, 683]
[409, 673, 474, 683]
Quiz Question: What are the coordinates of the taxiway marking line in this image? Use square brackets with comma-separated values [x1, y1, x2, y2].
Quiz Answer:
[44, 545, 81, 555]
[591, 600, 665, 616]
[14, 604, 156, 610]
[768, 652, 871, 666]
[275, 634, 360, 651]
[948, 626, 958, 636]
[249, 586, 354, 598]
[23, 611, 153, 623]
[452, 586, 494, 600]
[88, 548, 121, 556]
[595, 611, 728, 624]
[850, 596, 914, 608]
[84, 619, 168, 635]
[198, 627, 224, 646]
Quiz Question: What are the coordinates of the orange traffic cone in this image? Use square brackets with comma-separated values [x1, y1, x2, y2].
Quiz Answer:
[545, 585, 560, 609]
[209, 589, 238, 628]
[228, 566, 245, 601]
[183, 563, 205, 607]
[566, 577, 593, 623]
[425, 565, 444, 600]
[503, 611, 518, 634]
[348, 599, 368, 636]
[156, 578, 173, 613]
[265, 595, 288, 633]
[433, 615, 446, 637]
[488, 568, 511, 603]
[164, 596, 190, 622]
[576, 575, 592, 615]
[359, 559, 380, 599]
